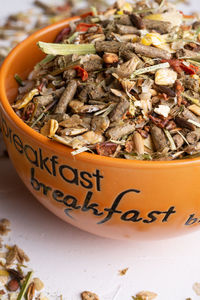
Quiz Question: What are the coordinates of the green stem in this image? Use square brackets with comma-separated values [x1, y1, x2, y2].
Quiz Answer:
[38, 41, 96, 56]
[17, 271, 33, 300]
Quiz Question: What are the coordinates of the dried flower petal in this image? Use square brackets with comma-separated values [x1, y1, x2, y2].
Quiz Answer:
[12, 89, 39, 109]
[40, 119, 59, 138]
[155, 68, 177, 85]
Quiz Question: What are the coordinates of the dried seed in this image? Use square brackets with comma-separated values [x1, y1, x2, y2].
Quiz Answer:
[26, 282, 35, 300]
[33, 277, 44, 291]
[150, 125, 167, 151]
[193, 282, 200, 296]
[119, 267, 129, 276]
[81, 291, 99, 300]
[7, 279, 19, 292]
[133, 132, 144, 154]
[103, 53, 119, 64]
[136, 290, 157, 300]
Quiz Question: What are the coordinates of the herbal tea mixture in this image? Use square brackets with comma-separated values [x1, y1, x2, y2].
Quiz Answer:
[12, 0, 200, 161]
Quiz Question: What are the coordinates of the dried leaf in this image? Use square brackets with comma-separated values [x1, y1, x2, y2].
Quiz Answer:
[40, 119, 59, 138]
[6, 246, 18, 267]
[26, 282, 35, 300]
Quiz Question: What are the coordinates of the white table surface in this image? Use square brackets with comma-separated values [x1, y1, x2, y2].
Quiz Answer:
[2, 1, 200, 299]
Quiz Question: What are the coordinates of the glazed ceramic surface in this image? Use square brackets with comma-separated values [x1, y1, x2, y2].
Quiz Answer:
[1, 18, 200, 240]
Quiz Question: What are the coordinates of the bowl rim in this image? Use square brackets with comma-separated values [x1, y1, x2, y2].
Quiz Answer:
[0, 17, 200, 169]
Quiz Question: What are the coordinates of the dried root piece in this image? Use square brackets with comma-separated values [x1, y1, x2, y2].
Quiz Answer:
[55, 80, 77, 114]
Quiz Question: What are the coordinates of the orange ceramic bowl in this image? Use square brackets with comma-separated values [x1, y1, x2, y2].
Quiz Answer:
[1, 17, 200, 240]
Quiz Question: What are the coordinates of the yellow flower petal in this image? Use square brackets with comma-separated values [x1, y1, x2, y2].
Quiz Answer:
[40, 119, 59, 138]
[141, 33, 165, 47]
[0, 270, 9, 276]
[12, 89, 39, 110]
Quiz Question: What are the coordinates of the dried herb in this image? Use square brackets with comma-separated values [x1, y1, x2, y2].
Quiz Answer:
[14, 74, 24, 86]
[131, 62, 170, 77]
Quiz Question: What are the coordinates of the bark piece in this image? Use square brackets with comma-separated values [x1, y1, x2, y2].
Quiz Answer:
[176, 48, 200, 59]
[182, 108, 200, 123]
[35, 87, 65, 106]
[143, 19, 173, 34]
[106, 122, 135, 140]
[82, 54, 103, 72]
[131, 43, 172, 59]
[55, 80, 77, 113]
[63, 69, 76, 80]
[154, 85, 175, 97]
[118, 14, 132, 25]
[150, 125, 167, 151]
[186, 130, 200, 144]
[182, 76, 199, 93]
